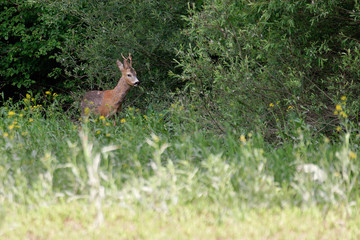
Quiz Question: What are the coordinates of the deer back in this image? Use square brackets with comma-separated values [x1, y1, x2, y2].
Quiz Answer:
[81, 90, 105, 116]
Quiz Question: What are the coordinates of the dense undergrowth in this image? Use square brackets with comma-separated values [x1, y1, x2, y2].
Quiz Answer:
[0, 92, 359, 220]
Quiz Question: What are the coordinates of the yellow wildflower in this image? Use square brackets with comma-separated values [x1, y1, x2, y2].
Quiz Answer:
[106, 133, 111, 137]
[336, 126, 342, 132]
[335, 105, 342, 111]
[29, 118, 34, 122]
[53, 93, 58, 97]
[287, 106, 294, 111]
[8, 111, 15, 116]
[45, 91, 51, 95]
[340, 96, 347, 101]
[339, 111, 348, 118]
[99, 116, 105, 121]
[159, 113, 163, 116]
[96, 130, 101, 135]
[120, 118, 126, 123]
[239, 135, 246, 143]
[269, 103, 274, 108]
[8, 125, 14, 130]
[31, 98, 35, 102]
[3, 133, 9, 138]
[349, 151, 357, 159]
[84, 107, 91, 115]
[334, 110, 338, 115]
[26, 93, 31, 99]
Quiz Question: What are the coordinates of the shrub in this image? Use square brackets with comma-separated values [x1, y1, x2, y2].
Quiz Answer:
[0, 1, 72, 95]
[175, 0, 360, 138]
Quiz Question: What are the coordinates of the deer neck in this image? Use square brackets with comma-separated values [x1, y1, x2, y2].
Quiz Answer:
[112, 77, 131, 106]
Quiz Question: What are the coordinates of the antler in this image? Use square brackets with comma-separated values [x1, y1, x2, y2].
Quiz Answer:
[121, 53, 132, 67]
[128, 53, 132, 66]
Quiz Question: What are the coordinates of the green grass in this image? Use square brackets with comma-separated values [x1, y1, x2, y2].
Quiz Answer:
[1, 92, 360, 238]
[2, 202, 360, 239]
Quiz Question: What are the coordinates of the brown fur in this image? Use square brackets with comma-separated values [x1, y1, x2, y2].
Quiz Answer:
[81, 55, 139, 117]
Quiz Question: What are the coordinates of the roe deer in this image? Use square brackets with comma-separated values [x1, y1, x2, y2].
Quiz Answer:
[81, 54, 140, 117]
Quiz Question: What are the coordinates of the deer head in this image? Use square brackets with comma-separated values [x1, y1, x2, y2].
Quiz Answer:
[117, 53, 140, 87]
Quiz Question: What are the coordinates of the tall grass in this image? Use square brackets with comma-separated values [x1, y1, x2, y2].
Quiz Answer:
[0, 91, 359, 219]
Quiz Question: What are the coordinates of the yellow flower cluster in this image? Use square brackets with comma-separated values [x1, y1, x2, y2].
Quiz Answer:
[349, 151, 357, 160]
[239, 135, 246, 143]
[8, 119, 20, 130]
[334, 96, 348, 118]
[268, 101, 281, 108]
[30, 104, 42, 110]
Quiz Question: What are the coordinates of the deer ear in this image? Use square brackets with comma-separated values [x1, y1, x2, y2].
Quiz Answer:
[117, 59, 124, 71]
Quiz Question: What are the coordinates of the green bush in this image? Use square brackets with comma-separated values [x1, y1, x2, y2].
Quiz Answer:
[0, 0, 72, 93]
[175, 0, 360, 138]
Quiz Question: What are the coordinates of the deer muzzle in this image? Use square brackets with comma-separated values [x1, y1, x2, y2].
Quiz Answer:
[133, 80, 140, 87]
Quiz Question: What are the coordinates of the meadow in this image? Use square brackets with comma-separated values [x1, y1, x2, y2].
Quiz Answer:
[1, 1, 360, 238]
[0, 91, 359, 239]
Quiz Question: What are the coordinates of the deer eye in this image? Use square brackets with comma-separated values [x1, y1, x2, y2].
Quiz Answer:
[127, 74, 132, 77]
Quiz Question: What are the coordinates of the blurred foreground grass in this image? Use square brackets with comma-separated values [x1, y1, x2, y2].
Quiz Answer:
[1, 92, 360, 239]
[2, 201, 360, 240]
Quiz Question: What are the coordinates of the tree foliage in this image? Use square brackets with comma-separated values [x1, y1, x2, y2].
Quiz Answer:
[176, 0, 360, 136]
[0, 0, 71, 93]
